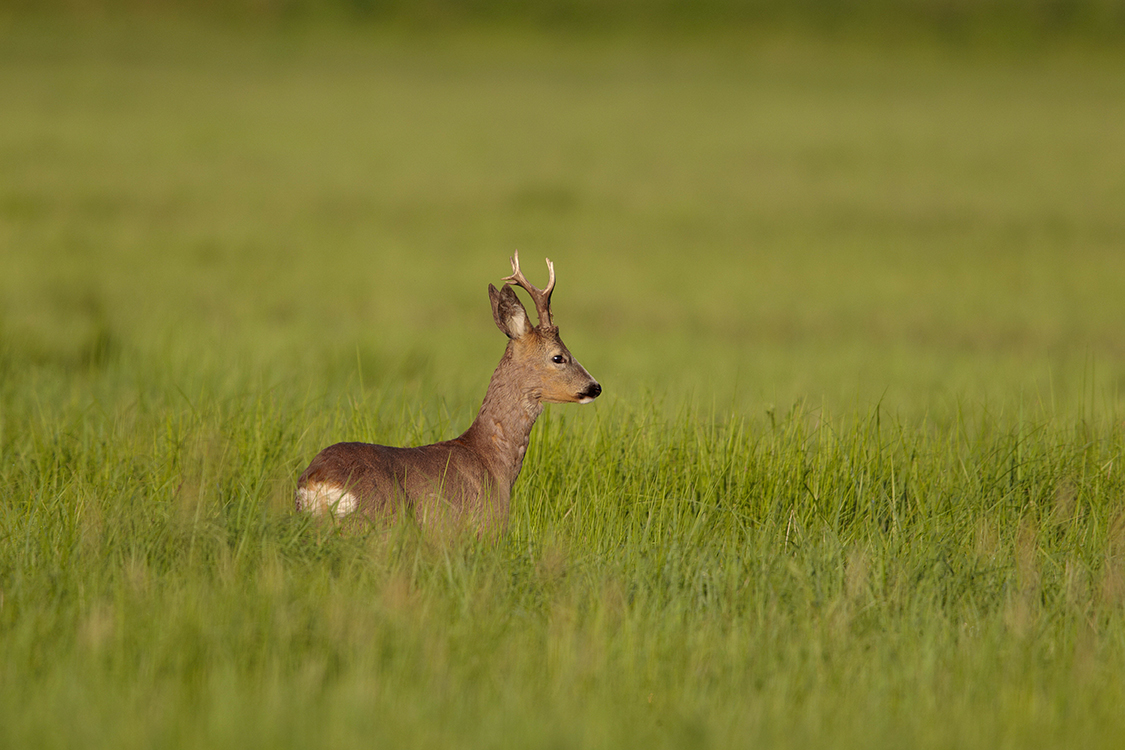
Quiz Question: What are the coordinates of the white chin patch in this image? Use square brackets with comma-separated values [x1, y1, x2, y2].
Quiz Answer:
[577, 396, 596, 404]
[296, 483, 358, 517]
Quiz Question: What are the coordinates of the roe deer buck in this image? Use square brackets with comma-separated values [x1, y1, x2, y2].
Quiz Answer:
[295, 251, 601, 534]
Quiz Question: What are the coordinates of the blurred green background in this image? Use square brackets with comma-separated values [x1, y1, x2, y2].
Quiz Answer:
[2, 4, 1124, 423]
[6, 0, 1125, 40]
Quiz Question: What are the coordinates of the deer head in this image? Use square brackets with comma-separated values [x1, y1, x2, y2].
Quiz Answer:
[487, 251, 602, 405]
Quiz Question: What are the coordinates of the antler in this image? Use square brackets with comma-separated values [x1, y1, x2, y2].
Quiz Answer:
[502, 249, 556, 329]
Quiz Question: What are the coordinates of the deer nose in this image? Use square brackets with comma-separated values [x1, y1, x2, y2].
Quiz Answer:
[583, 382, 602, 400]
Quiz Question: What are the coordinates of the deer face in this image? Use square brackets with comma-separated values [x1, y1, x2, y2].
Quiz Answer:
[516, 327, 602, 405]
[488, 257, 601, 406]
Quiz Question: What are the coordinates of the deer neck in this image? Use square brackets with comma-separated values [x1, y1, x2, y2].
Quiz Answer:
[460, 349, 544, 492]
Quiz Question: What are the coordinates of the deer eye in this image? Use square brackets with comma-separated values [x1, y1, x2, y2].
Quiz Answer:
[551, 354, 566, 364]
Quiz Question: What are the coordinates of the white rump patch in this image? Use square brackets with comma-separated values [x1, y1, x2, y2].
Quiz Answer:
[296, 482, 358, 517]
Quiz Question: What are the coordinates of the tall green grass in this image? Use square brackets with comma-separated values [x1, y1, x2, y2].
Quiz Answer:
[2, 20, 1125, 748]
[3, 389, 1124, 747]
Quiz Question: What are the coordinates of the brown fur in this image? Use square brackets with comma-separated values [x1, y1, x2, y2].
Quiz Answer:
[296, 255, 600, 536]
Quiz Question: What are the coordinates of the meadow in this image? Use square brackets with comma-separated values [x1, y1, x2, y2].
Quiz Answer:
[2, 17, 1125, 748]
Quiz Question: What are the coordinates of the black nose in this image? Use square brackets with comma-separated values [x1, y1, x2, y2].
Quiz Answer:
[584, 382, 602, 399]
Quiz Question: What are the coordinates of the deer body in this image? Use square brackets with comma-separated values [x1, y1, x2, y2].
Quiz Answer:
[296, 252, 600, 534]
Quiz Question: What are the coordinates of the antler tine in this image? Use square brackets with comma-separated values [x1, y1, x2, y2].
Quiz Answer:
[542, 257, 555, 298]
[501, 249, 524, 286]
[502, 249, 556, 329]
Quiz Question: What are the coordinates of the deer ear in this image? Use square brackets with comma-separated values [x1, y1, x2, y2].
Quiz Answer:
[489, 283, 532, 339]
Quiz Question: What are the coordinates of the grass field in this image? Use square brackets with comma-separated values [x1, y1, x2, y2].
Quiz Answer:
[2, 18, 1125, 748]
